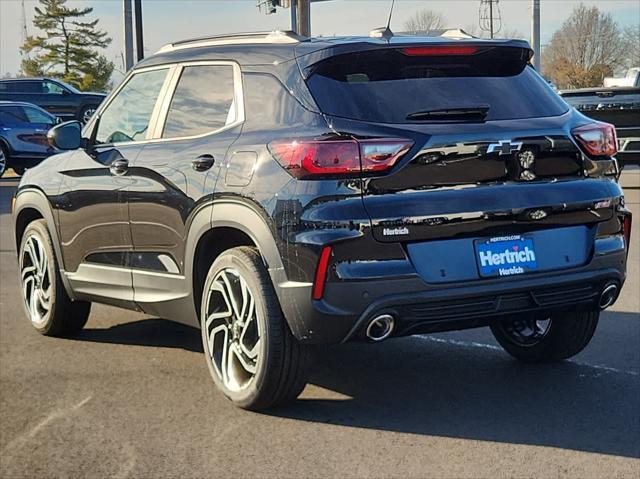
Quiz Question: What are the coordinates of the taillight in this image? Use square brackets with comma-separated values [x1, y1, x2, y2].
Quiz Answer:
[401, 46, 480, 56]
[572, 123, 618, 157]
[269, 138, 413, 179]
[312, 246, 332, 300]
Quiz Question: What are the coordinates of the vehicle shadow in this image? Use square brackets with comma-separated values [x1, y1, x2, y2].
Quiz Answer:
[0, 178, 20, 216]
[274, 310, 640, 459]
[73, 318, 203, 353]
[70, 312, 639, 458]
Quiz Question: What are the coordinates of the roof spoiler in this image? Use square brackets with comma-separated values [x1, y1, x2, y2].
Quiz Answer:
[296, 40, 533, 79]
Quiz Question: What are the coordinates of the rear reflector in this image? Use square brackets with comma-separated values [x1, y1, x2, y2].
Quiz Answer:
[269, 138, 413, 179]
[623, 215, 632, 251]
[401, 46, 480, 56]
[312, 246, 333, 300]
[572, 122, 618, 157]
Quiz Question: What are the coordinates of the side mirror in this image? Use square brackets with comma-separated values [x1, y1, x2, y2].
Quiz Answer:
[47, 120, 82, 150]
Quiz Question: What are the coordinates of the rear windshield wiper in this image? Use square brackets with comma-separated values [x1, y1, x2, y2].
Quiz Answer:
[405, 106, 490, 122]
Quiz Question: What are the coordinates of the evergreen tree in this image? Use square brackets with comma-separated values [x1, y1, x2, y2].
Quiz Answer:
[21, 0, 114, 92]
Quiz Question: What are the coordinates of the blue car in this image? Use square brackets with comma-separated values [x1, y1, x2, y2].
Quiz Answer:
[0, 101, 60, 177]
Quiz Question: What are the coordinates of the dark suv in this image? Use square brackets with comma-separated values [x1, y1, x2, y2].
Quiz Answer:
[12, 32, 632, 410]
[0, 77, 105, 124]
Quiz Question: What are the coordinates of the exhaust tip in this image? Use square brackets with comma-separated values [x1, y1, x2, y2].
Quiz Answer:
[365, 314, 395, 342]
[599, 283, 619, 310]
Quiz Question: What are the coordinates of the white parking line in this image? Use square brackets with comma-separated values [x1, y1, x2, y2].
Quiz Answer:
[417, 336, 640, 377]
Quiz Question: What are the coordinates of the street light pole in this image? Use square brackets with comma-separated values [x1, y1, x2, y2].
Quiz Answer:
[134, 0, 144, 61]
[531, 0, 541, 72]
[290, 0, 297, 32]
[123, 0, 134, 70]
[296, 0, 310, 37]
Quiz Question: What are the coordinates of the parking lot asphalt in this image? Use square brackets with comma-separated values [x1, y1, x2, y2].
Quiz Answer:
[0, 170, 638, 478]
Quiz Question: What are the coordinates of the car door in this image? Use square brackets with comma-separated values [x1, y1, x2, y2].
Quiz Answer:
[56, 66, 171, 308]
[20, 105, 58, 158]
[126, 62, 243, 311]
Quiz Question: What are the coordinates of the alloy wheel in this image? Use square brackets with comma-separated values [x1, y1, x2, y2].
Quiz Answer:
[0, 148, 6, 176]
[500, 316, 552, 346]
[203, 268, 261, 392]
[82, 108, 97, 124]
[20, 234, 52, 327]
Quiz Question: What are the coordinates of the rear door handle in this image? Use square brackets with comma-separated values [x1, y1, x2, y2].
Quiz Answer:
[192, 154, 215, 172]
[110, 158, 129, 176]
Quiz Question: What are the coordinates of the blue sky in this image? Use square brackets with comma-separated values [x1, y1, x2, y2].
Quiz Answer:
[1, 0, 639, 78]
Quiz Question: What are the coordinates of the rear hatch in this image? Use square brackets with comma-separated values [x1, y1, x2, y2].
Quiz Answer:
[303, 42, 618, 282]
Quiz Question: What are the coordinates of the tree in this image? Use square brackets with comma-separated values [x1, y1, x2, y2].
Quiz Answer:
[20, 0, 114, 92]
[542, 3, 628, 89]
[622, 25, 640, 71]
[403, 9, 447, 34]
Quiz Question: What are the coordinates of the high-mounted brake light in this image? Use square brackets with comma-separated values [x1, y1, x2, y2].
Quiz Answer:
[269, 138, 413, 180]
[312, 246, 333, 300]
[572, 122, 618, 157]
[400, 46, 480, 56]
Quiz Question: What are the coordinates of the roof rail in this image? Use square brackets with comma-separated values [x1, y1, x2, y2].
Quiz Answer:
[156, 30, 305, 54]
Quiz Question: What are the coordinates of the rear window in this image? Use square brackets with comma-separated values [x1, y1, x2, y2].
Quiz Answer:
[306, 47, 569, 123]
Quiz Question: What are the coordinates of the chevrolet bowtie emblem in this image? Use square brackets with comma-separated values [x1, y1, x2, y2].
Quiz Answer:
[487, 140, 523, 156]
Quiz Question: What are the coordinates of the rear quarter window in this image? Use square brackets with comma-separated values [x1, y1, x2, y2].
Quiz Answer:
[306, 47, 569, 123]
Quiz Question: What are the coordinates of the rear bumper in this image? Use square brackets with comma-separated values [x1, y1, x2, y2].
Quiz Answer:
[278, 239, 627, 344]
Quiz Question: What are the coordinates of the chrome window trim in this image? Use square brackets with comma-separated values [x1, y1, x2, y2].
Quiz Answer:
[81, 64, 173, 146]
[151, 60, 245, 143]
[85, 61, 245, 148]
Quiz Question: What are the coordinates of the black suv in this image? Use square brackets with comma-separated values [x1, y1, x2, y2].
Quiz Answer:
[12, 32, 632, 410]
[0, 77, 105, 124]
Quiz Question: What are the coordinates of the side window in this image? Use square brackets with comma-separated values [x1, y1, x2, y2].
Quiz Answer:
[16, 81, 43, 93]
[162, 65, 236, 139]
[0, 106, 28, 123]
[23, 106, 55, 124]
[43, 81, 66, 95]
[95, 68, 168, 144]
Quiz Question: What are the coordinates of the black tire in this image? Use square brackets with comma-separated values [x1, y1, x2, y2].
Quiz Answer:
[0, 142, 8, 177]
[78, 105, 98, 124]
[200, 246, 310, 410]
[19, 219, 91, 336]
[12, 166, 25, 176]
[490, 310, 599, 363]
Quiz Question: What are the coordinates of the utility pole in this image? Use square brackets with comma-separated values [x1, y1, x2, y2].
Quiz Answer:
[479, 0, 502, 39]
[531, 0, 541, 72]
[134, 0, 144, 61]
[296, 0, 311, 37]
[123, 0, 134, 71]
[20, 0, 28, 53]
[489, 0, 494, 38]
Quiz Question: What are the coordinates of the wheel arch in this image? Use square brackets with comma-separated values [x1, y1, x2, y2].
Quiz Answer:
[187, 200, 286, 318]
[0, 136, 11, 157]
[13, 189, 74, 295]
